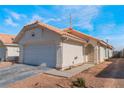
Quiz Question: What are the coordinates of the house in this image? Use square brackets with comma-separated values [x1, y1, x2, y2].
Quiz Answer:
[14, 21, 113, 70]
[0, 34, 19, 61]
[63, 28, 113, 63]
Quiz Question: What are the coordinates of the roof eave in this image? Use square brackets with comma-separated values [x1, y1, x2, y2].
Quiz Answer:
[61, 34, 86, 44]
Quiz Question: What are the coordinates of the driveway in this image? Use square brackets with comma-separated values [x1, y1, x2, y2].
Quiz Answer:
[0, 64, 43, 87]
[0, 62, 95, 87]
[96, 58, 124, 87]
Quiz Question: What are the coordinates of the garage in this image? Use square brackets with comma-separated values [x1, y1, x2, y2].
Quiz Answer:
[23, 44, 56, 67]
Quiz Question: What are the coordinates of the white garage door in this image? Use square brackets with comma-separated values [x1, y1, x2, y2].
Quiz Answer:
[24, 44, 56, 67]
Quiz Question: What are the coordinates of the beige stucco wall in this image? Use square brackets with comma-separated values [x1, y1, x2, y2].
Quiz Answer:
[99, 46, 106, 62]
[0, 41, 19, 61]
[99, 47, 113, 62]
[61, 40, 84, 69]
[6, 46, 19, 61]
[18, 28, 61, 67]
[19, 28, 61, 45]
[85, 44, 94, 63]
[19, 45, 23, 63]
[84, 39, 99, 64]
[0, 46, 6, 61]
[108, 49, 113, 58]
[6, 46, 19, 57]
[94, 46, 99, 64]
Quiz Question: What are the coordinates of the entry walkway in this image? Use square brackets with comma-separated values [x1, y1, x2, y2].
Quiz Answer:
[40, 63, 95, 78]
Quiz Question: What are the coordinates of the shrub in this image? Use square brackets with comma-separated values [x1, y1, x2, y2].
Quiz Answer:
[72, 78, 86, 88]
[105, 59, 109, 61]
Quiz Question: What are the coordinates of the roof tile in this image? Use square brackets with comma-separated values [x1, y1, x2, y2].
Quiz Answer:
[0, 34, 15, 44]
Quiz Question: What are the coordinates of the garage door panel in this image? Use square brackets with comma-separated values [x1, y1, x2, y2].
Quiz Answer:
[24, 44, 56, 67]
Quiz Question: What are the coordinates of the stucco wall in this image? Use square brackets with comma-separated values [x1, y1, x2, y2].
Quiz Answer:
[6, 46, 19, 61]
[18, 28, 61, 66]
[84, 39, 98, 64]
[6, 46, 19, 57]
[19, 28, 61, 45]
[109, 49, 113, 58]
[85, 44, 94, 62]
[19, 45, 23, 63]
[0, 46, 6, 61]
[99, 46, 106, 62]
[62, 40, 84, 69]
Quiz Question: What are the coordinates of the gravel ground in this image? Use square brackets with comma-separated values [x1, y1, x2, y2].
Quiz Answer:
[8, 59, 117, 88]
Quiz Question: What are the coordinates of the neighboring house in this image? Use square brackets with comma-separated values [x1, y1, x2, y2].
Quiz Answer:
[14, 21, 113, 70]
[0, 34, 19, 61]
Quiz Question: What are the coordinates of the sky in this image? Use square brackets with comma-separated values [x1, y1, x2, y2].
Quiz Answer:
[0, 5, 124, 50]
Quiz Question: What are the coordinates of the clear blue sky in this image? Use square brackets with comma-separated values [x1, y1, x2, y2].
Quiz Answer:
[0, 5, 123, 50]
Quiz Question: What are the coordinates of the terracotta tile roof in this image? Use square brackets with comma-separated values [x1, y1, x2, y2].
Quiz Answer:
[14, 21, 112, 48]
[63, 28, 113, 49]
[63, 28, 99, 41]
[0, 33, 15, 44]
[14, 21, 87, 44]
[100, 40, 113, 49]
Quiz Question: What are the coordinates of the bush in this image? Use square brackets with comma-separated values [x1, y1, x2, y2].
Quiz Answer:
[72, 78, 86, 88]
[105, 59, 109, 61]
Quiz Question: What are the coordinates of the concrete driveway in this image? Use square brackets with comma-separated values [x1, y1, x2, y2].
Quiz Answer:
[0, 64, 43, 87]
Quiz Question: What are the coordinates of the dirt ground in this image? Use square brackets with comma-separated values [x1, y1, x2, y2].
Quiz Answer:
[8, 74, 71, 88]
[8, 59, 118, 88]
[0, 62, 15, 68]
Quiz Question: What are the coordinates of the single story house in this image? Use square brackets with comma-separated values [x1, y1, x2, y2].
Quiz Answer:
[0, 34, 19, 61]
[63, 28, 113, 63]
[14, 21, 113, 70]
